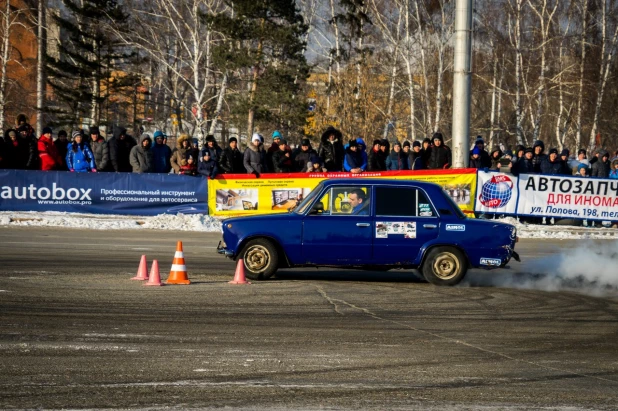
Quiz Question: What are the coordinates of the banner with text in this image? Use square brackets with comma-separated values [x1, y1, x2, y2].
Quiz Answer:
[517, 174, 618, 221]
[474, 172, 519, 215]
[208, 169, 478, 217]
[0, 170, 207, 215]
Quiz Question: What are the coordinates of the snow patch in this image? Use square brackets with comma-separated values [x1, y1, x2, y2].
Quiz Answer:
[0, 211, 222, 232]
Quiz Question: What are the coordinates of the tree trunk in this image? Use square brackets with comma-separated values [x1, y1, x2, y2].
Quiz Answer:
[576, 0, 589, 150]
[247, 35, 263, 138]
[208, 71, 227, 137]
[36, 0, 46, 135]
[383, 51, 397, 139]
[0, 0, 11, 132]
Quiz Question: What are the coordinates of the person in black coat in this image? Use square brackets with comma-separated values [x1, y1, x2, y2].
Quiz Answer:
[367, 139, 382, 171]
[531, 140, 547, 173]
[317, 126, 344, 171]
[471, 136, 492, 168]
[540, 148, 564, 175]
[469, 147, 484, 169]
[427, 132, 451, 169]
[53, 130, 70, 170]
[3, 129, 28, 169]
[16, 123, 39, 170]
[512, 147, 535, 176]
[219, 137, 245, 174]
[292, 139, 316, 172]
[590, 150, 611, 178]
[108, 126, 137, 172]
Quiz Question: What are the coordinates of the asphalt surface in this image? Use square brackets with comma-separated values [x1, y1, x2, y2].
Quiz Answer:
[1, 226, 618, 410]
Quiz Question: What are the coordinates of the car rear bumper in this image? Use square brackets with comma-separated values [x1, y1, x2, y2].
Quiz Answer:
[216, 240, 234, 258]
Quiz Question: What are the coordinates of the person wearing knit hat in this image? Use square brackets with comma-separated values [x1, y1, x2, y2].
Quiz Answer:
[469, 146, 483, 169]
[272, 137, 293, 173]
[52, 130, 69, 169]
[219, 136, 244, 174]
[292, 138, 316, 172]
[344, 138, 365, 174]
[540, 148, 564, 175]
[244, 133, 267, 177]
[66, 130, 96, 172]
[72, 130, 83, 139]
[591, 149, 611, 178]
[577, 162, 589, 177]
[386, 141, 408, 170]
[88, 125, 110, 171]
[151, 130, 172, 173]
[428, 132, 451, 170]
[609, 157, 618, 179]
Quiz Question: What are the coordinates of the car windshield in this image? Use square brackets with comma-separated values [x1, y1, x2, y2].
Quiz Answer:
[441, 189, 466, 219]
[294, 183, 324, 214]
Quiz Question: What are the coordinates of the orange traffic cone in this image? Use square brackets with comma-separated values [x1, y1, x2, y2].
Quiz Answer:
[229, 259, 251, 285]
[166, 241, 191, 285]
[131, 255, 149, 281]
[144, 260, 163, 286]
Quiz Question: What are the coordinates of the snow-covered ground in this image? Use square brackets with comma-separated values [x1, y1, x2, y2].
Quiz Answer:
[0, 211, 222, 232]
[1, 211, 617, 239]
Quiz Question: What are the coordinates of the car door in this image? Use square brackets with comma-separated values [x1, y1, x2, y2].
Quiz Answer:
[372, 186, 440, 265]
[302, 185, 373, 264]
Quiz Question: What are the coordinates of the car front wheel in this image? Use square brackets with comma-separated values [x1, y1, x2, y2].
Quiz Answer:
[239, 238, 279, 280]
[421, 247, 467, 286]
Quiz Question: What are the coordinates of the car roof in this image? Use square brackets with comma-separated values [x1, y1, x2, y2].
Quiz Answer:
[321, 178, 442, 190]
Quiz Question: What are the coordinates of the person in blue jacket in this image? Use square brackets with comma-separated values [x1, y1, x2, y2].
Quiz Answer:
[66, 130, 96, 173]
[386, 141, 408, 170]
[343, 139, 367, 173]
[151, 130, 172, 173]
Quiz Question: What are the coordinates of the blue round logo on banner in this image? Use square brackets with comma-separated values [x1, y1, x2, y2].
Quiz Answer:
[479, 175, 514, 208]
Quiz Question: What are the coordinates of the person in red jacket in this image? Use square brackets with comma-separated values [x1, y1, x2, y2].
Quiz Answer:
[38, 127, 63, 170]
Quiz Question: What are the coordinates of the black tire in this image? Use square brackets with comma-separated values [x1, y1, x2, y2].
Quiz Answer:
[239, 238, 279, 280]
[421, 246, 467, 286]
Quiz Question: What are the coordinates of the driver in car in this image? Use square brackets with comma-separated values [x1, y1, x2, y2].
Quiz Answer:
[348, 189, 369, 215]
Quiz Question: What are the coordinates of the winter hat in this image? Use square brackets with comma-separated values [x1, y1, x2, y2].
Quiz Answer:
[8, 130, 16, 138]
[611, 157, 618, 169]
[393, 141, 401, 147]
[560, 149, 570, 157]
[525, 147, 534, 154]
[403, 141, 411, 148]
[472, 147, 481, 156]
[89, 126, 99, 135]
[185, 152, 195, 161]
[475, 136, 485, 145]
[72, 130, 83, 139]
[228, 137, 237, 144]
[278, 138, 287, 145]
[42, 126, 52, 135]
[153, 130, 165, 139]
[578, 163, 588, 172]
[202, 150, 211, 157]
[422, 138, 431, 145]
[348, 139, 358, 148]
[549, 148, 559, 155]
[533, 140, 545, 150]
[309, 155, 322, 164]
[413, 140, 421, 148]
[515, 144, 525, 154]
[372, 139, 381, 147]
[432, 132, 444, 142]
[380, 139, 389, 146]
[206, 135, 216, 143]
[578, 149, 587, 156]
[58, 130, 67, 138]
[600, 150, 610, 158]
[272, 130, 282, 140]
[251, 133, 262, 142]
[301, 138, 311, 147]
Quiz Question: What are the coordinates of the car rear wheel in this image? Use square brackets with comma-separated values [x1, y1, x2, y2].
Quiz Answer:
[239, 238, 279, 280]
[421, 247, 467, 286]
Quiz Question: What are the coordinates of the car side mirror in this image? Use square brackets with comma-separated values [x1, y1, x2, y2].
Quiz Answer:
[310, 202, 324, 214]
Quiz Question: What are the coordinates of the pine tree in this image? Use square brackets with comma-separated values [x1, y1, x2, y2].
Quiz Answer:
[46, 0, 133, 127]
[210, 0, 309, 140]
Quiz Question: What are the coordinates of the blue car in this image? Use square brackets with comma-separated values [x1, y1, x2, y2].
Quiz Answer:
[217, 179, 520, 286]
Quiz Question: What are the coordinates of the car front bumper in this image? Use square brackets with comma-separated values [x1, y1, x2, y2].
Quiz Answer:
[216, 240, 234, 258]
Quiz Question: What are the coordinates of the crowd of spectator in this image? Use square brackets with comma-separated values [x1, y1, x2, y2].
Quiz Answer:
[1, 119, 617, 180]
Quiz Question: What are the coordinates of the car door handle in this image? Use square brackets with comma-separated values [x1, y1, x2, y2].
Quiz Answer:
[356, 223, 370, 227]
[423, 224, 437, 229]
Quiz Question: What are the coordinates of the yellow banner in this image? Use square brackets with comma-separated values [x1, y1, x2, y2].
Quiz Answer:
[209, 169, 477, 217]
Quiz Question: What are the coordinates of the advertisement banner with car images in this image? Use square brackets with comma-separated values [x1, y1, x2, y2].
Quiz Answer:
[516, 174, 618, 221]
[0, 170, 207, 215]
[208, 169, 478, 217]
[474, 171, 519, 215]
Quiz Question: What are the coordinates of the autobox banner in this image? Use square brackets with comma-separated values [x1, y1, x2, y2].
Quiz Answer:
[517, 174, 618, 221]
[475, 171, 519, 215]
[208, 169, 478, 217]
[0, 170, 207, 216]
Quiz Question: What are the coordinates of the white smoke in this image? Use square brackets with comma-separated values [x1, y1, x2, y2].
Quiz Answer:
[463, 241, 618, 297]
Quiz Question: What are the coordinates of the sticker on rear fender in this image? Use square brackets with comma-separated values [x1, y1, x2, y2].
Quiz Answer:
[480, 258, 502, 266]
[445, 224, 465, 231]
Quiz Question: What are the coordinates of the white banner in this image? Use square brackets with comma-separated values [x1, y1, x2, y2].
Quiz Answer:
[517, 174, 618, 220]
[475, 172, 518, 215]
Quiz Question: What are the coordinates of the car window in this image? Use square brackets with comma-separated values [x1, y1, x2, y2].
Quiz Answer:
[295, 182, 324, 214]
[375, 186, 436, 217]
[313, 186, 371, 216]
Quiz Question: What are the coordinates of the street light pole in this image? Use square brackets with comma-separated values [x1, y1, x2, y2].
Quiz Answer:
[451, 0, 473, 168]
